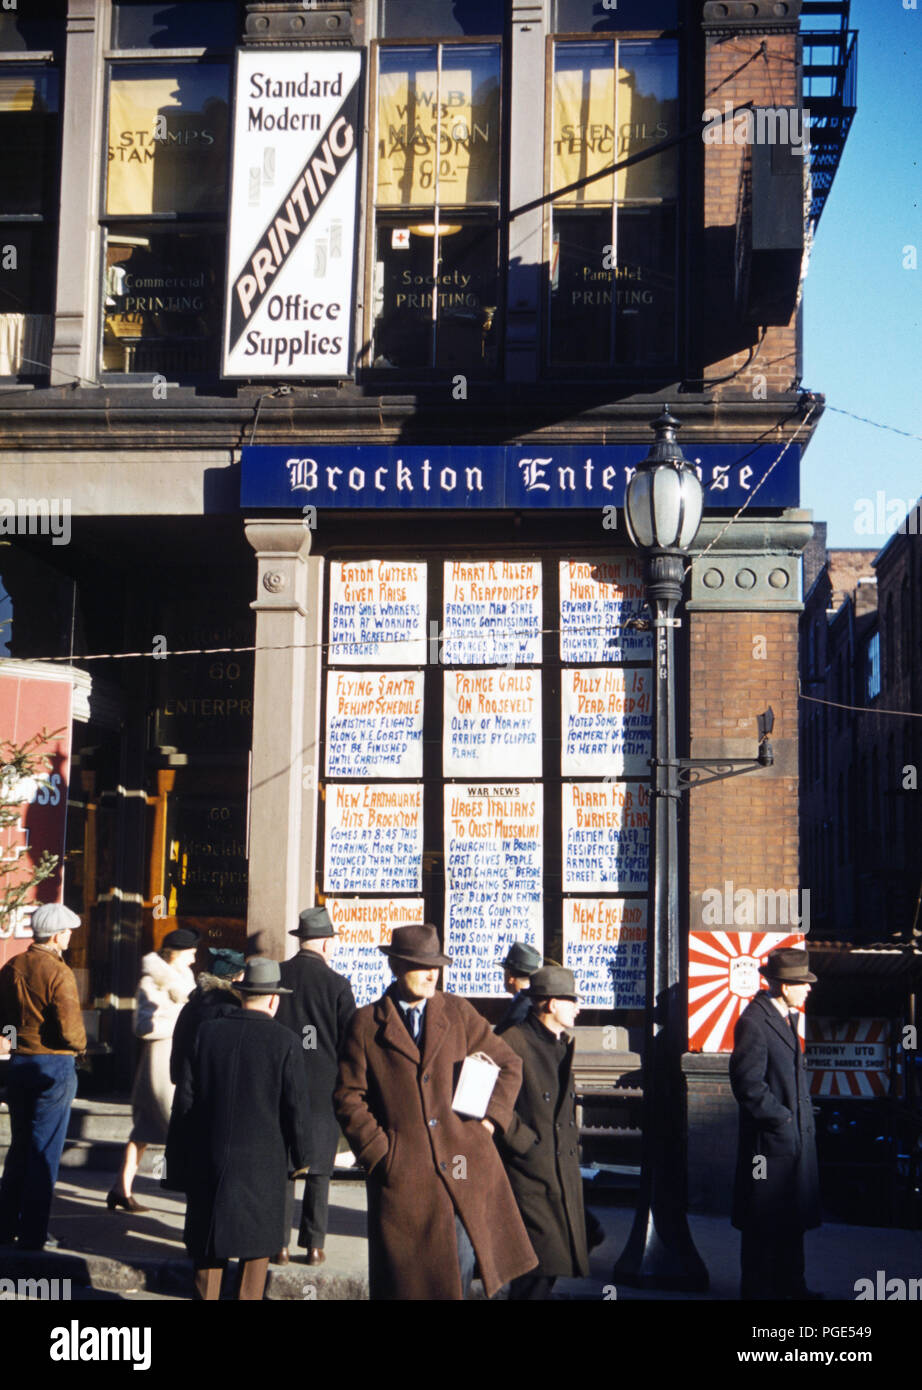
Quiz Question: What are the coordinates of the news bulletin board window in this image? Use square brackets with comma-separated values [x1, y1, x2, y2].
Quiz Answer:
[101, 29, 231, 378]
[316, 551, 652, 1014]
[547, 38, 678, 371]
[368, 41, 502, 373]
[0, 3, 64, 381]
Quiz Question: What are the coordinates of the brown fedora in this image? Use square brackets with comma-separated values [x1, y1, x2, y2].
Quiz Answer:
[379, 923, 452, 968]
[759, 947, 816, 984]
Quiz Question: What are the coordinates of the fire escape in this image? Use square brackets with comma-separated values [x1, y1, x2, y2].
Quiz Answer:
[801, 1, 858, 229]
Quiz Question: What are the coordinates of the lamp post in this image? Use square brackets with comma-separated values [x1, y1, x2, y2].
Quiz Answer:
[613, 409, 709, 1290]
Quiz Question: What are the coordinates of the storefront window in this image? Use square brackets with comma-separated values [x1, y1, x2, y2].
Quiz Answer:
[0, 3, 65, 52]
[548, 39, 678, 369]
[112, 1, 239, 50]
[371, 43, 501, 371]
[101, 61, 229, 377]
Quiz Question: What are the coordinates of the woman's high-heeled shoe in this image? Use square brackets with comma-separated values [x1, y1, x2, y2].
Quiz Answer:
[106, 1187, 148, 1213]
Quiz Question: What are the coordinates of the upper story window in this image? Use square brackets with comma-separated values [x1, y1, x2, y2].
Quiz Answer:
[0, 4, 64, 381]
[100, 6, 235, 379]
[547, 38, 678, 370]
[113, 2, 239, 50]
[554, 0, 678, 32]
[378, 1, 504, 38]
[369, 42, 502, 372]
[866, 630, 881, 702]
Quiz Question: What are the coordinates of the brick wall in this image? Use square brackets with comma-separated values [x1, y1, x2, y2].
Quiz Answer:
[701, 29, 800, 396]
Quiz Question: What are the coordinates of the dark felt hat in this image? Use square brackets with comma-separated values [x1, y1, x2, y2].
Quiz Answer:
[290, 905, 337, 940]
[234, 957, 292, 995]
[759, 947, 816, 984]
[527, 966, 579, 1001]
[379, 923, 452, 968]
[208, 947, 245, 979]
[498, 941, 542, 975]
[162, 927, 200, 951]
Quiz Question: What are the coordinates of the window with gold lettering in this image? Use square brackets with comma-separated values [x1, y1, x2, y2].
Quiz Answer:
[368, 42, 501, 372]
[0, 1, 64, 381]
[101, 36, 231, 377]
[548, 39, 678, 369]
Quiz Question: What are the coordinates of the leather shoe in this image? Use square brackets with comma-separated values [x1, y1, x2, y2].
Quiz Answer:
[106, 1188, 148, 1214]
[272, 1248, 290, 1265]
[20, 1234, 59, 1251]
[306, 1248, 326, 1266]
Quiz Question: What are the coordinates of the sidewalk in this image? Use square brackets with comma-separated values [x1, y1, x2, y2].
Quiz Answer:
[2, 1166, 920, 1301]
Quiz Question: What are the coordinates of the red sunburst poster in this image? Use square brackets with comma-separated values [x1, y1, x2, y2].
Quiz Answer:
[688, 931, 807, 1053]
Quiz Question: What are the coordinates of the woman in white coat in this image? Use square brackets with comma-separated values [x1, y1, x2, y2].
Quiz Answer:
[107, 928, 198, 1212]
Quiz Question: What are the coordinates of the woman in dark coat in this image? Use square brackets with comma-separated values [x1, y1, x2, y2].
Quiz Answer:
[729, 948, 821, 1300]
[167, 959, 311, 1299]
[497, 967, 590, 1297]
[169, 948, 245, 1085]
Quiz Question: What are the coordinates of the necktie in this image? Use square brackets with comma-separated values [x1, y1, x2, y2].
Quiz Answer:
[788, 1010, 800, 1042]
[406, 1007, 420, 1042]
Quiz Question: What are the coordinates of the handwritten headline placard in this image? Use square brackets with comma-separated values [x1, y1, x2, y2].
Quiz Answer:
[324, 783, 423, 893]
[561, 668, 652, 776]
[559, 557, 651, 663]
[442, 561, 542, 665]
[444, 784, 543, 997]
[329, 560, 427, 664]
[562, 781, 650, 892]
[562, 898, 647, 1010]
[326, 897, 424, 1006]
[443, 670, 541, 777]
[325, 670, 424, 777]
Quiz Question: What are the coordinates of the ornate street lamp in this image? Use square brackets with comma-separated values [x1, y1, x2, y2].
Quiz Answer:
[614, 409, 708, 1290]
[614, 411, 775, 1289]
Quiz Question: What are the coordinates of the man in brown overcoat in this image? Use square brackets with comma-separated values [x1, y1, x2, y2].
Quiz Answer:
[334, 923, 537, 1300]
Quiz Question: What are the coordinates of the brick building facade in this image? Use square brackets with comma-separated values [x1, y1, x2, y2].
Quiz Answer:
[0, 0, 858, 1212]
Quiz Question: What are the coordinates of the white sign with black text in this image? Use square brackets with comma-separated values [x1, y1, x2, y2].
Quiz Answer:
[223, 50, 363, 378]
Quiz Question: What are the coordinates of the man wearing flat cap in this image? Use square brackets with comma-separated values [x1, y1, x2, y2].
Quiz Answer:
[334, 923, 537, 1299]
[730, 947, 822, 1300]
[0, 903, 85, 1249]
[275, 905, 356, 1265]
[494, 941, 542, 1036]
[168, 958, 311, 1300]
[497, 967, 590, 1299]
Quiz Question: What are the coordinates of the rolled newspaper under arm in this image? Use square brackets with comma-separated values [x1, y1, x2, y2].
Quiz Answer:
[451, 1051, 501, 1119]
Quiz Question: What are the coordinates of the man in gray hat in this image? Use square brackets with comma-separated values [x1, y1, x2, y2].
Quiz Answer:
[0, 903, 85, 1249]
[730, 947, 822, 1300]
[168, 957, 311, 1300]
[496, 966, 590, 1299]
[495, 941, 543, 1035]
[275, 905, 356, 1265]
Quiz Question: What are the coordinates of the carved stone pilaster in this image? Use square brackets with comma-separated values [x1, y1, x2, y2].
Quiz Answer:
[687, 510, 812, 611]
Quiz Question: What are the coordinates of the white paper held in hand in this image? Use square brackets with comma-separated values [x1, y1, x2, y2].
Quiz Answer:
[452, 1051, 501, 1119]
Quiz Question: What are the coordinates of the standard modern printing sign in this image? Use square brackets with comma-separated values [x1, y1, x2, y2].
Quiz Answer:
[223, 51, 363, 378]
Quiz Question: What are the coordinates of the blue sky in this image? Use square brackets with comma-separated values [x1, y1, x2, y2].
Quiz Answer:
[800, 0, 922, 547]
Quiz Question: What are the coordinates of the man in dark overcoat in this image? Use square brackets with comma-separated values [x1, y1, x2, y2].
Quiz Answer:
[167, 958, 311, 1301]
[497, 967, 590, 1299]
[334, 923, 537, 1300]
[494, 941, 542, 1036]
[275, 905, 356, 1265]
[729, 947, 822, 1300]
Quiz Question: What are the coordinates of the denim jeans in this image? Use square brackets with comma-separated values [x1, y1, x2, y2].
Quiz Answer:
[0, 1053, 78, 1247]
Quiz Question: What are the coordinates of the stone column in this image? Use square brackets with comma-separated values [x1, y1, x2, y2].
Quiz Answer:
[52, 0, 104, 388]
[244, 521, 324, 960]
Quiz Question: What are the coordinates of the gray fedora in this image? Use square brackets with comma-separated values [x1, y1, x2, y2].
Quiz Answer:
[497, 941, 542, 975]
[289, 905, 338, 940]
[527, 966, 579, 1001]
[234, 957, 292, 995]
